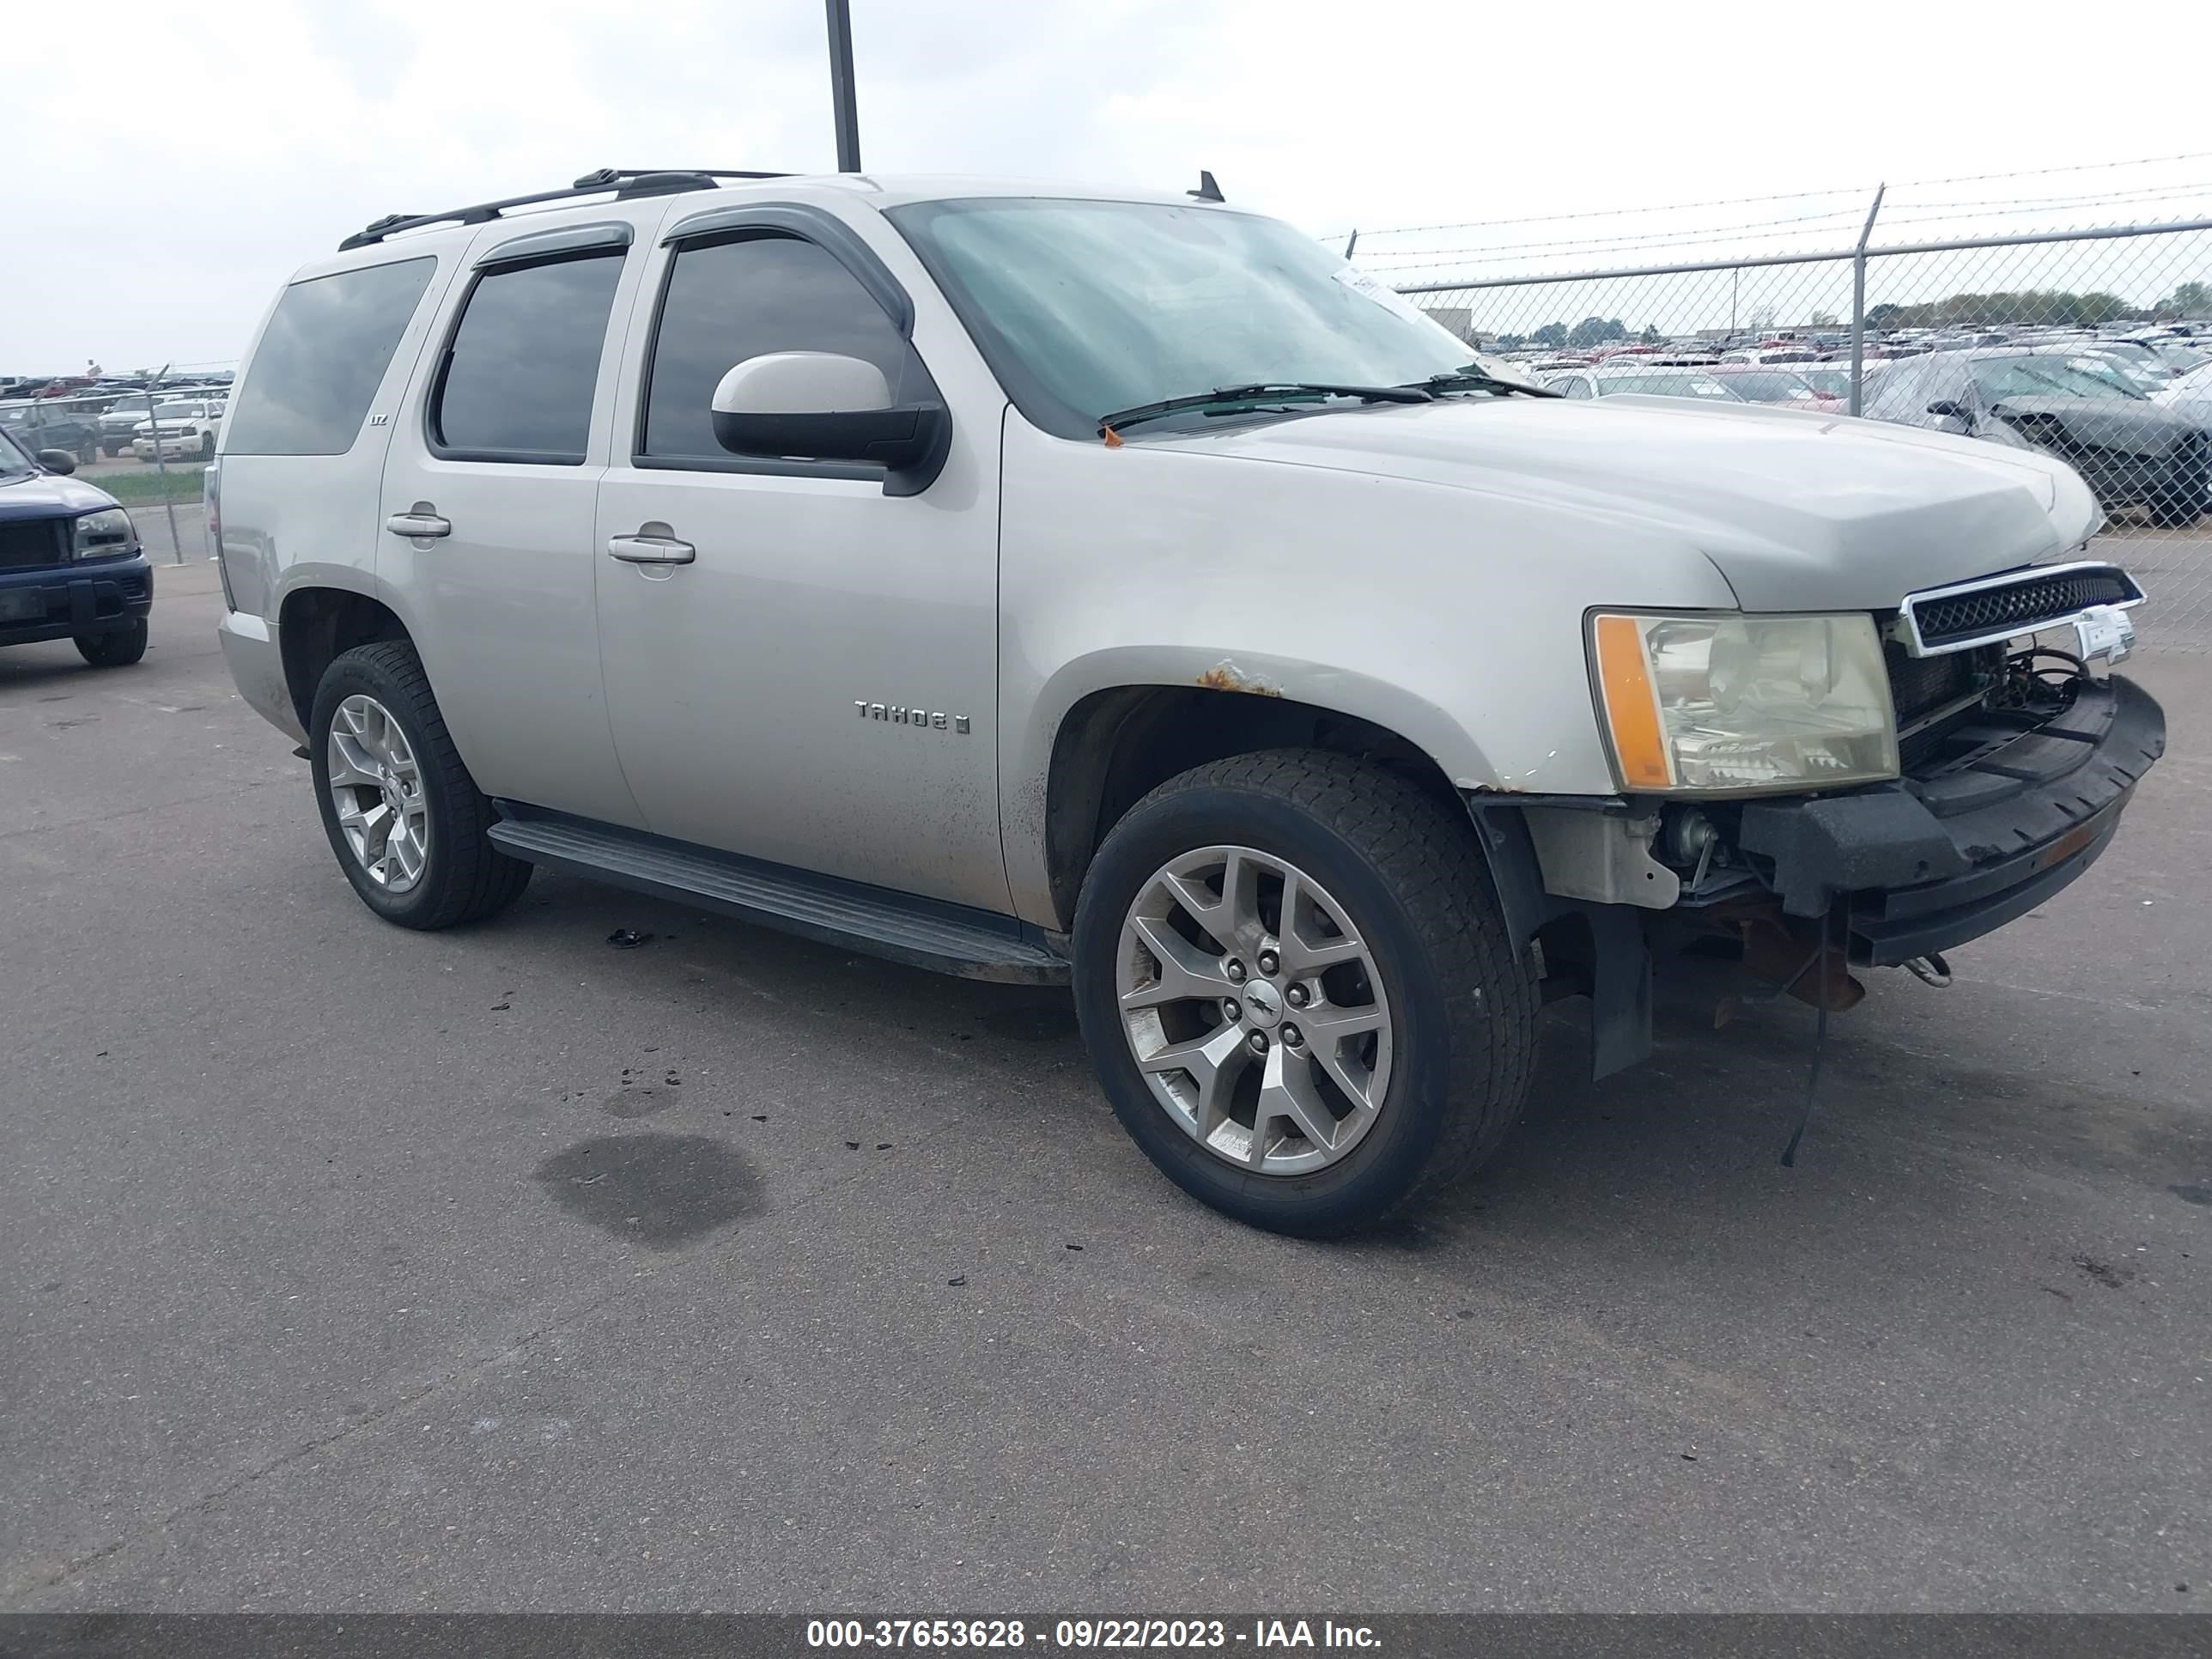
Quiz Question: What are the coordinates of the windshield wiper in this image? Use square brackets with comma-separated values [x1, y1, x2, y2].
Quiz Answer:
[1404, 365, 1559, 398]
[1097, 381, 1433, 434]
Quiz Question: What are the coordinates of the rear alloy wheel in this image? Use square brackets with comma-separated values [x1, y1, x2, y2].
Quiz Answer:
[325, 694, 432, 895]
[1073, 750, 1538, 1237]
[309, 641, 531, 929]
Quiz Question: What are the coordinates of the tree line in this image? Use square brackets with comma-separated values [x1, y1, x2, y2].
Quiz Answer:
[1474, 281, 2208, 350]
[1491, 318, 1666, 351]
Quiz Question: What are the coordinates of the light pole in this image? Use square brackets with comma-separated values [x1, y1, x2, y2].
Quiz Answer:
[826, 0, 861, 172]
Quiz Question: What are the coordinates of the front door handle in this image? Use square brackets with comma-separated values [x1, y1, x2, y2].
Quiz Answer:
[606, 529, 696, 565]
[385, 506, 451, 538]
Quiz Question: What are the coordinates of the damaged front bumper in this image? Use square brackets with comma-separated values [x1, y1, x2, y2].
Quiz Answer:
[1732, 673, 2165, 964]
[1467, 670, 2165, 1079]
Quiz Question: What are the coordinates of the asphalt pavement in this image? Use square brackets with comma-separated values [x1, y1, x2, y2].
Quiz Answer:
[3, 560, 2208, 1612]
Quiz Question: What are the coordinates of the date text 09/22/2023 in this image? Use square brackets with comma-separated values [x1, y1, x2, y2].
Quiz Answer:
[805, 1619, 1382, 1650]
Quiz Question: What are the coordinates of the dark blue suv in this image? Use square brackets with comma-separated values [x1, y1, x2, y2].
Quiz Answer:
[0, 429, 153, 666]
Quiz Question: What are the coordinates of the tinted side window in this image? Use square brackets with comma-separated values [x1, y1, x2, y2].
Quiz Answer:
[641, 234, 918, 462]
[432, 253, 625, 462]
[225, 257, 436, 456]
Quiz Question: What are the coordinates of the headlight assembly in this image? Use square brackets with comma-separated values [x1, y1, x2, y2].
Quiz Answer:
[73, 507, 137, 559]
[1589, 611, 1899, 794]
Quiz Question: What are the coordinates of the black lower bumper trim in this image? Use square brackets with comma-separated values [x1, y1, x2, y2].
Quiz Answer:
[0, 558, 155, 647]
[1735, 674, 2163, 964]
[1847, 792, 2129, 965]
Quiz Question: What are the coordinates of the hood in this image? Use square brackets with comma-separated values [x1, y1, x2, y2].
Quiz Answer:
[1982, 395, 2197, 456]
[0, 470, 123, 522]
[1152, 395, 2098, 611]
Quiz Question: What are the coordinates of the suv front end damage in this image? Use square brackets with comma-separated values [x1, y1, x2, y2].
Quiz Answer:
[1475, 561, 2163, 1079]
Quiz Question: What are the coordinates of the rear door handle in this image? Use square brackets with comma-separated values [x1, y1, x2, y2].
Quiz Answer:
[385, 508, 451, 538]
[606, 532, 696, 565]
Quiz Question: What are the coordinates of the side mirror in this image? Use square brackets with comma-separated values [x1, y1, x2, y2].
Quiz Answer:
[37, 448, 77, 475]
[711, 352, 949, 496]
[1925, 399, 1968, 419]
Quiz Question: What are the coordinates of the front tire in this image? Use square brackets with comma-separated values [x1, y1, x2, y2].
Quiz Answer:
[1073, 750, 1537, 1237]
[2149, 483, 2203, 527]
[309, 641, 531, 929]
[75, 620, 148, 667]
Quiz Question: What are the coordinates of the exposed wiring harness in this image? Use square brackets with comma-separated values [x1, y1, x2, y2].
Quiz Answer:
[1994, 644, 2089, 712]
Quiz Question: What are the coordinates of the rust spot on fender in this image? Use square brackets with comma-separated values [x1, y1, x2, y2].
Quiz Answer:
[1197, 659, 1284, 697]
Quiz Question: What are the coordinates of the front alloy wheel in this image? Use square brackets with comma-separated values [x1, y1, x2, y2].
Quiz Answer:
[1073, 749, 1538, 1237]
[325, 693, 429, 892]
[1118, 845, 1392, 1176]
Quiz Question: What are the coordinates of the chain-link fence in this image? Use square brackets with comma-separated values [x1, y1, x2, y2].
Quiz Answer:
[1372, 204, 2212, 647]
[0, 361, 232, 564]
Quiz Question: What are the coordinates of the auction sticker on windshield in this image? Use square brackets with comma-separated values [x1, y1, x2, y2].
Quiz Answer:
[1332, 264, 1431, 324]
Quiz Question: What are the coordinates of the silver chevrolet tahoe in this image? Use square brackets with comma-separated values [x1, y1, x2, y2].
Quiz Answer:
[211, 167, 2164, 1236]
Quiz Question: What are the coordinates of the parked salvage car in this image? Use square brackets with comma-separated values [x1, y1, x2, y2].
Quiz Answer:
[1861, 349, 2207, 525]
[212, 168, 2164, 1236]
[131, 399, 223, 462]
[94, 390, 222, 456]
[0, 428, 153, 665]
[0, 398, 101, 467]
[1705, 365, 1845, 412]
[2152, 361, 2212, 426]
[1540, 366, 1745, 402]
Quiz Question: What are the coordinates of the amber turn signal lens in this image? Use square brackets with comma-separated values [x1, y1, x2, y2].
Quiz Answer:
[1592, 614, 1674, 790]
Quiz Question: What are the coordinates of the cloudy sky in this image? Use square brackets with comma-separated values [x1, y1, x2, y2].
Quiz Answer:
[11, 0, 2210, 374]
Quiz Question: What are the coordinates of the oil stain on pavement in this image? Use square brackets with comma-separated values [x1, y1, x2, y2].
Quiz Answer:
[534, 1133, 763, 1249]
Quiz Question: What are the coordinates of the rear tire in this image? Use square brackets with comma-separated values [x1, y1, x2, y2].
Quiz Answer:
[308, 640, 531, 930]
[1073, 750, 1537, 1237]
[74, 620, 148, 667]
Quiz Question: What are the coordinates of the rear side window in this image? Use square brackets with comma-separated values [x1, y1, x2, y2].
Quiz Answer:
[225, 257, 436, 455]
[640, 234, 918, 463]
[431, 253, 625, 463]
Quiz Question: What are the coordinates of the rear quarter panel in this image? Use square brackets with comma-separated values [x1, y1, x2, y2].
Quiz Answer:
[215, 248, 465, 626]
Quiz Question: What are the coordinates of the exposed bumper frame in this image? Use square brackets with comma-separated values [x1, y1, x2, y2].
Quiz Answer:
[1735, 674, 2164, 965]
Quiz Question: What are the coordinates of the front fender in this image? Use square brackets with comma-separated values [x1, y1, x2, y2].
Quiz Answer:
[994, 412, 1738, 923]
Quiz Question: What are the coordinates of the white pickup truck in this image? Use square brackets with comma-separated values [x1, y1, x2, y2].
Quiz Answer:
[209, 168, 2162, 1235]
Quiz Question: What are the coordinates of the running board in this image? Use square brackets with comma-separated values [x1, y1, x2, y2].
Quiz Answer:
[487, 813, 1069, 986]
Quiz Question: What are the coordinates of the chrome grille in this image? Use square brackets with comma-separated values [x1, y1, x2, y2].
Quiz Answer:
[1899, 562, 2142, 657]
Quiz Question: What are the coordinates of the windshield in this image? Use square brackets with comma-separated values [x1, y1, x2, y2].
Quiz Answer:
[1971, 356, 2147, 403]
[0, 426, 32, 475]
[1717, 370, 1823, 402]
[886, 198, 1479, 437]
[1796, 367, 1851, 397]
[150, 402, 206, 421]
[1594, 372, 1740, 399]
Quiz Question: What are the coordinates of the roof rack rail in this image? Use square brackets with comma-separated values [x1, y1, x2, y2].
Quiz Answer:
[337, 167, 793, 252]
